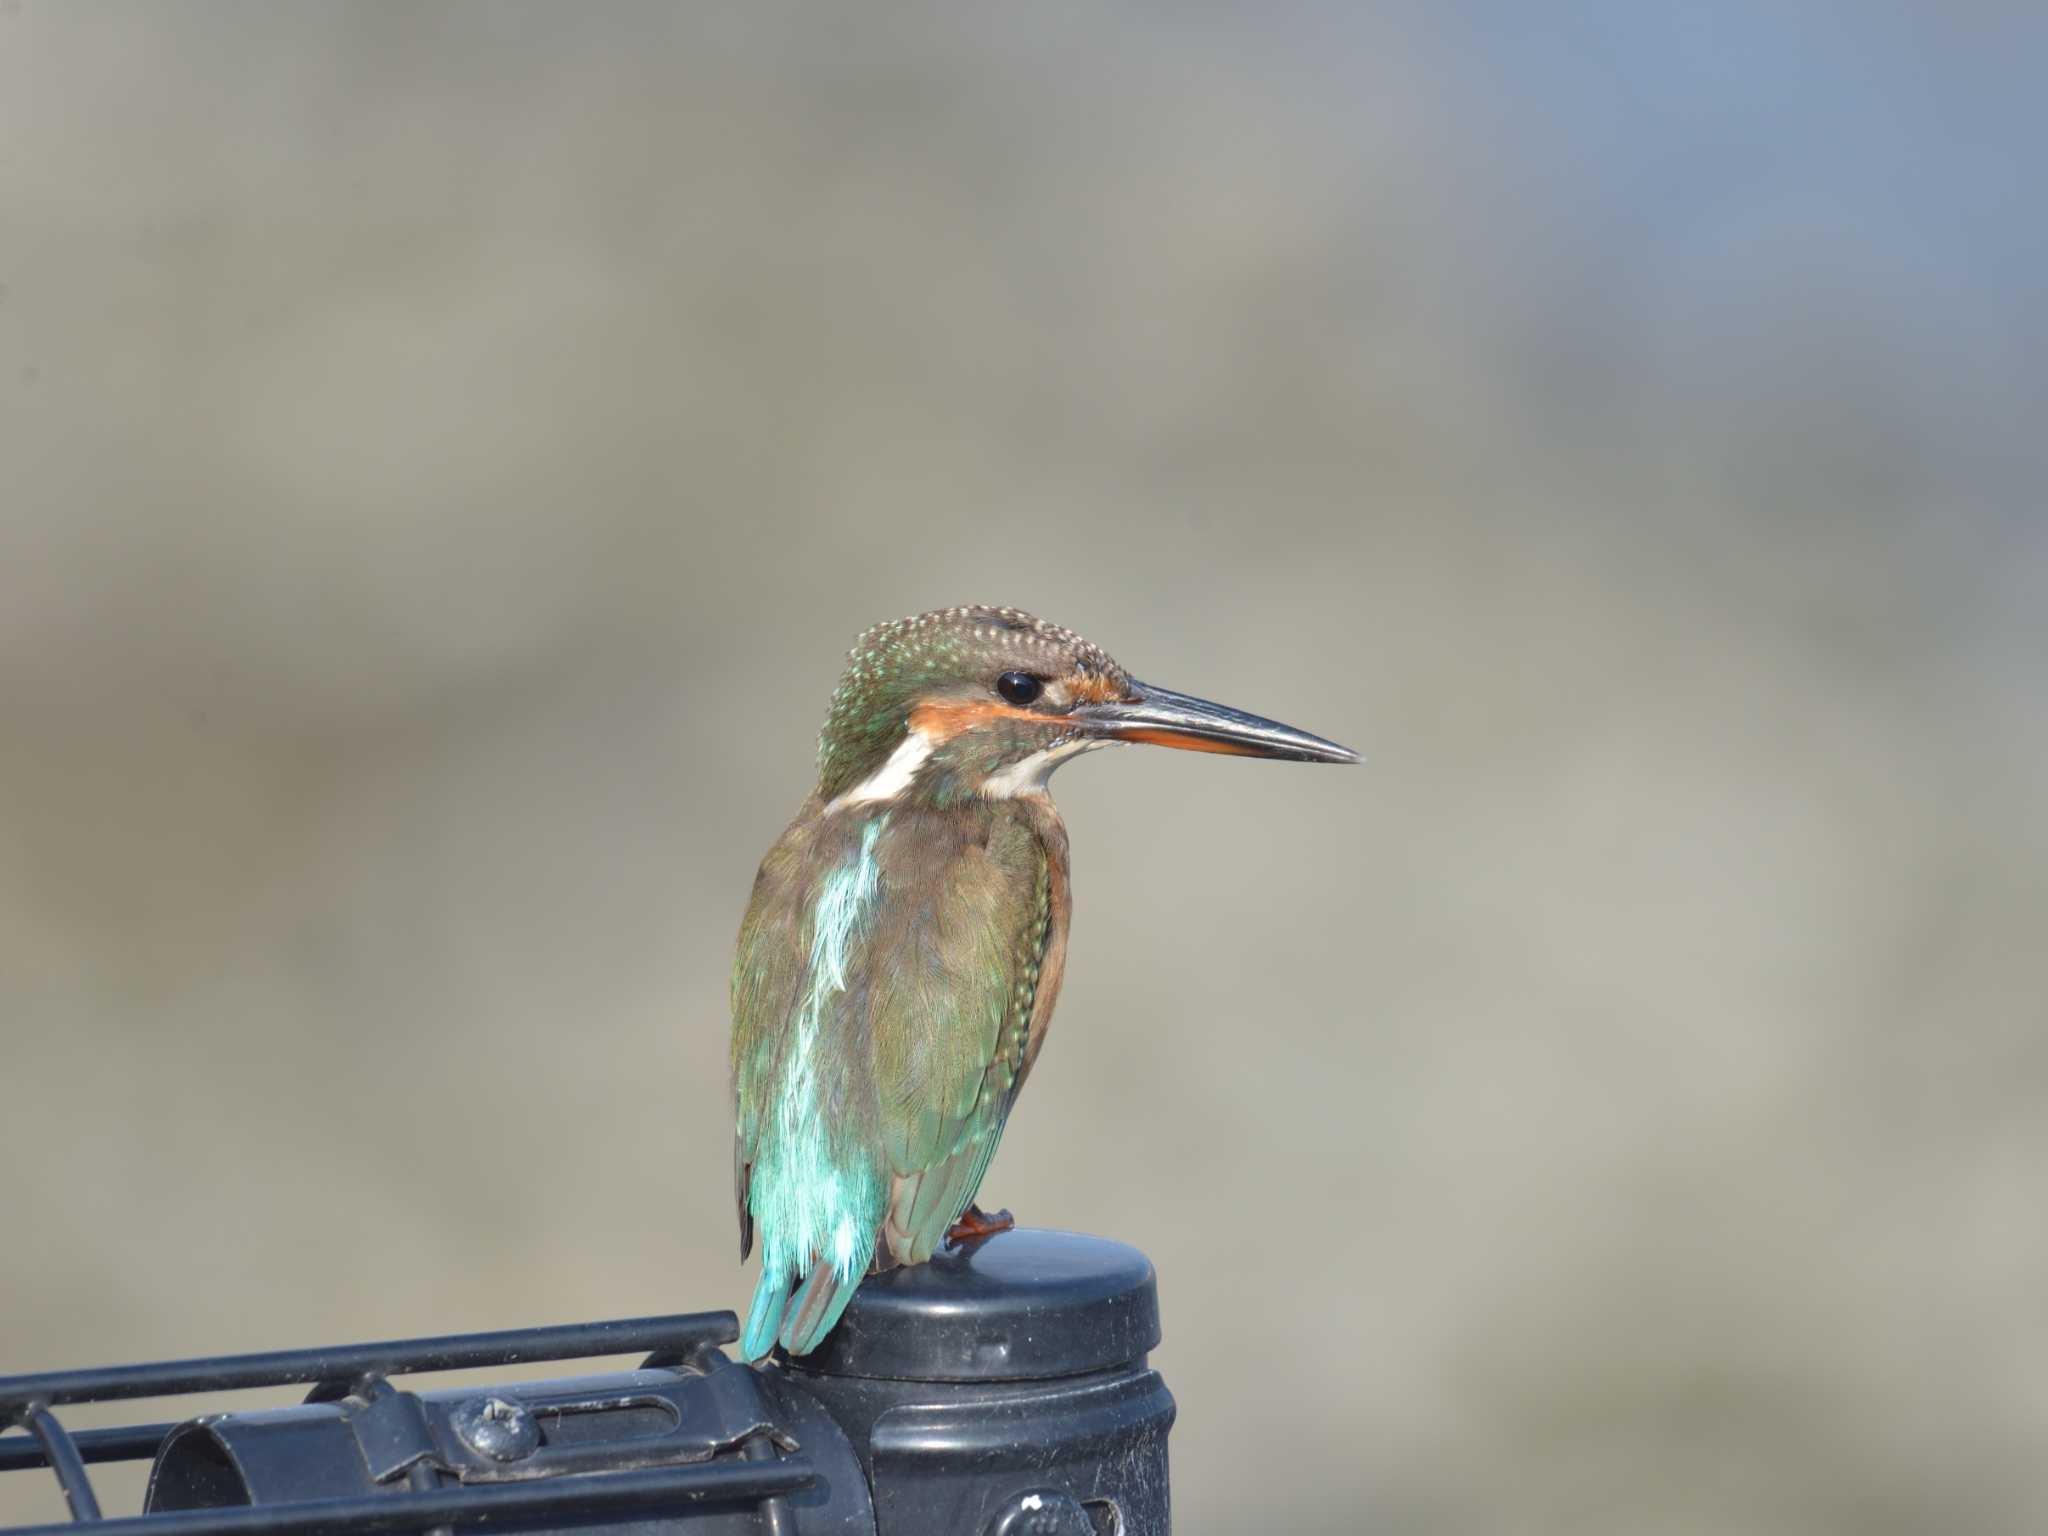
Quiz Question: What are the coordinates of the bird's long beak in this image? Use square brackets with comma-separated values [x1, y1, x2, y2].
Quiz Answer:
[1071, 681, 1359, 764]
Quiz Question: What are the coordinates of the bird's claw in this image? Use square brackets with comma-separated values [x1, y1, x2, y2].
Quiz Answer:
[944, 1204, 1015, 1247]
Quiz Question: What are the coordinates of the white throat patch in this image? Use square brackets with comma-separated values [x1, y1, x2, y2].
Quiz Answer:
[979, 736, 1111, 800]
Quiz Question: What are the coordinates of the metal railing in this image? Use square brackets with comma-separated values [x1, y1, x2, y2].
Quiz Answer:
[0, 1228, 1171, 1536]
[0, 1312, 810, 1535]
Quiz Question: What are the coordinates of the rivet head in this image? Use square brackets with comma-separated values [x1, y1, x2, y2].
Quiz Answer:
[450, 1395, 539, 1461]
[984, 1488, 1103, 1536]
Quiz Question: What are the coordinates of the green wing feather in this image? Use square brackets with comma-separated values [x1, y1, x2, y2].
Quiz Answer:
[730, 818, 812, 1266]
[874, 822, 1051, 1264]
[731, 804, 1053, 1359]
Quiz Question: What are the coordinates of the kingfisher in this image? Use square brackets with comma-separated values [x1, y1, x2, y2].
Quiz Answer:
[730, 605, 1356, 1360]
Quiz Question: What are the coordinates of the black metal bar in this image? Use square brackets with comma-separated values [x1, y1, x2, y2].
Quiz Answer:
[741, 1434, 799, 1536]
[0, 1314, 737, 1414]
[0, 1459, 812, 1536]
[21, 1407, 101, 1523]
[0, 1424, 173, 1473]
[403, 1460, 449, 1536]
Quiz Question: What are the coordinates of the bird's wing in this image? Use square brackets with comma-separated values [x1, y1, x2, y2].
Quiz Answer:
[730, 805, 1064, 1357]
[869, 808, 1062, 1267]
[730, 812, 822, 1266]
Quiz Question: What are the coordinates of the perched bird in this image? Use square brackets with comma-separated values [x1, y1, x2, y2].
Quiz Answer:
[730, 606, 1356, 1360]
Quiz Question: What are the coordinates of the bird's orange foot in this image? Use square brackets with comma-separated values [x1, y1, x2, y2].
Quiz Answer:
[944, 1204, 1015, 1246]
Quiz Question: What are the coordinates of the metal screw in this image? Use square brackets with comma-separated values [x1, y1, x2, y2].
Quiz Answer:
[985, 1488, 1098, 1536]
[450, 1395, 539, 1462]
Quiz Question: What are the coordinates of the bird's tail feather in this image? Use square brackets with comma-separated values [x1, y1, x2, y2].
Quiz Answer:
[740, 1256, 865, 1361]
[739, 1264, 794, 1362]
[778, 1260, 860, 1357]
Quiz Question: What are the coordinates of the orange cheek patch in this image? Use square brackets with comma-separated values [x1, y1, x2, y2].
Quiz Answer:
[1118, 727, 1265, 756]
[909, 698, 1048, 742]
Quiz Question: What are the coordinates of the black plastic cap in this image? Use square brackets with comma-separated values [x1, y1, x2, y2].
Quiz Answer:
[784, 1228, 1160, 1383]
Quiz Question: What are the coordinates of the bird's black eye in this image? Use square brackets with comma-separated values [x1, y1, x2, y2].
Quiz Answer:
[996, 671, 1044, 706]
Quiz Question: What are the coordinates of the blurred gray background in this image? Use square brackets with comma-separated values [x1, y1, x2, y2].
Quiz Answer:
[2, 3, 2043, 1532]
